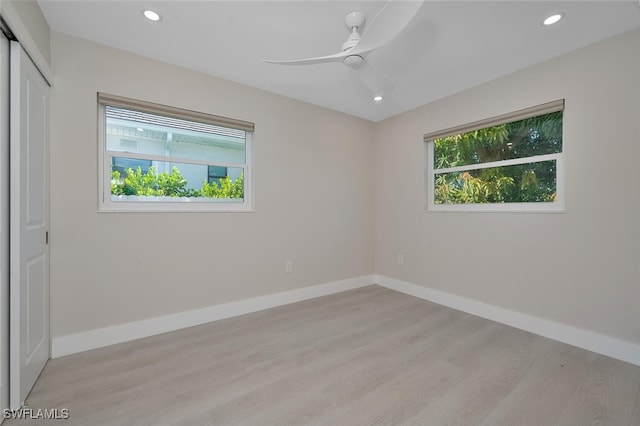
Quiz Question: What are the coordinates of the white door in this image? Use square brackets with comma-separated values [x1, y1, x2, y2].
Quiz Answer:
[0, 30, 10, 414]
[9, 41, 50, 410]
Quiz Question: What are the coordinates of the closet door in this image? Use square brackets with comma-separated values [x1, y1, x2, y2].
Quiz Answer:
[9, 41, 50, 410]
[0, 30, 10, 414]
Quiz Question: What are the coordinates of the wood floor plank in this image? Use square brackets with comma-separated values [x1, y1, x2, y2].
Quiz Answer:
[6, 285, 640, 426]
[479, 340, 592, 426]
[555, 355, 640, 426]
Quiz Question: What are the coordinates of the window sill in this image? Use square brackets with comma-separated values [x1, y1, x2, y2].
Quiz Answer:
[425, 202, 564, 213]
[99, 198, 254, 213]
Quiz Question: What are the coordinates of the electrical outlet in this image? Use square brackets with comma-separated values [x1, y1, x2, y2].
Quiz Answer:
[285, 260, 293, 273]
[397, 254, 404, 265]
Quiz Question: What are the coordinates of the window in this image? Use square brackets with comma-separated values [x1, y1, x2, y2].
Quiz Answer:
[207, 165, 228, 184]
[98, 93, 254, 212]
[425, 100, 564, 212]
[111, 157, 152, 176]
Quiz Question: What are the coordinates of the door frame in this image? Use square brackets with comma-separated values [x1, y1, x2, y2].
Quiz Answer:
[0, 28, 10, 417]
[0, 2, 53, 414]
[9, 40, 50, 411]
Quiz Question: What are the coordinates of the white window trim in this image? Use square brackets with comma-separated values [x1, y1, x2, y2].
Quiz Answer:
[425, 118, 564, 213]
[97, 101, 254, 213]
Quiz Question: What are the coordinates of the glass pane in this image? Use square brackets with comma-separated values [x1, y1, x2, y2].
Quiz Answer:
[434, 160, 557, 204]
[433, 111, 562, 169]
[110, 156, 244, 202]
[105, 106, 246, 165]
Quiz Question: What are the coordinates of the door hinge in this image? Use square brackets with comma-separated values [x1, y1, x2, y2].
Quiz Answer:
[45, 231, 49, 245]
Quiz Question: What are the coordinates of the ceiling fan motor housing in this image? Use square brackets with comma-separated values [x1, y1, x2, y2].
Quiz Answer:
[343, 55, 364, 68]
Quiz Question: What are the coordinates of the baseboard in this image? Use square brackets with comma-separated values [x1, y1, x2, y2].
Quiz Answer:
[52, 274, 640, 366]
[375, 275, 640, 367]
[51, 275, 374, 358]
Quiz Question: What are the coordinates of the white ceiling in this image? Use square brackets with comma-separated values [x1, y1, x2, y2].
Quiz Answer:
[38, 1, 640, 122]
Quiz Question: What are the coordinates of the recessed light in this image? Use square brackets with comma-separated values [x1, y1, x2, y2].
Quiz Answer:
[143, 9, 161, 22]
[542, 13, 564, 26]
[373, 95, 383, 102]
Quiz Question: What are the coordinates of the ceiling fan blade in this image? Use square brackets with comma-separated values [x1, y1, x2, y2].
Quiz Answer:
[358, 61, 394, 96]
[264, 50, 347, 66]
[351, 0, 423, 56]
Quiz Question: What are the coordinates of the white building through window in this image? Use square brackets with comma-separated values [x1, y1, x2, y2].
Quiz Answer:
[98, 94, 254, 212]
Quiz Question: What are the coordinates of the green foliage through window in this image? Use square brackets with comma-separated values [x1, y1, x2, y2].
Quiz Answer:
[431, 110, 562, 205]
[111, 166, 244, 199]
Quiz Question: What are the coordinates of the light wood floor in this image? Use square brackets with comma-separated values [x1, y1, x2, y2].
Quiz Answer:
[7, 285, 640, 425]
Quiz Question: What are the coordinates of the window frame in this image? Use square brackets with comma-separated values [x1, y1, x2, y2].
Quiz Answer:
[424, 100, 565, 213]
[97, 94, 254, 213]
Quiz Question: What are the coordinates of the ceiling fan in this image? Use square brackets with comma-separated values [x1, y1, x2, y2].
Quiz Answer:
[264, 0, 423, 98]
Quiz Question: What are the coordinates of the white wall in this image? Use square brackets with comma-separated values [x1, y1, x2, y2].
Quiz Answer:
[0, 0, 52, 84]
[49, 32, 374, 339]
[3, 0, 50, 64]
[49, 24, 640, 363]
[374, 28, 640, 346]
